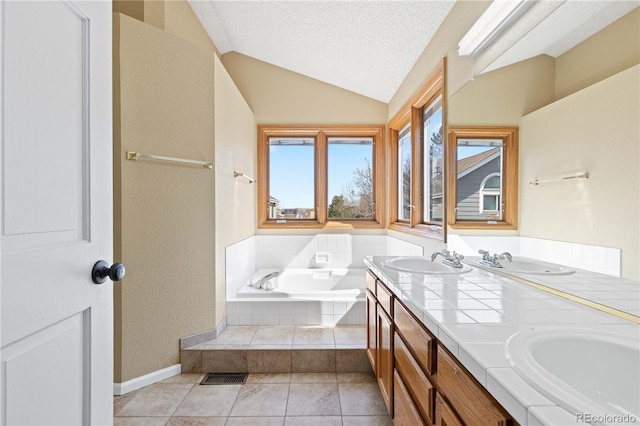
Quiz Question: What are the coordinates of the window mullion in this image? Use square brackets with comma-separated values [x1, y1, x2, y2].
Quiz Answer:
[316, 131, 328, 224]
[411, 107, 423, 228]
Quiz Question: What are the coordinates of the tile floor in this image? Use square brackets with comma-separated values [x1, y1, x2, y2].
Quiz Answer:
[114, 372, 393, 425]
[116, 326, 391, 425]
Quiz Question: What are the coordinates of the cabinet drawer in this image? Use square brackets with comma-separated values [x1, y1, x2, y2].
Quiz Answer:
[377, 281, 393, 317]
[435, 392, 463, 426]
[394, 300, 435, 375]
[394, 370, 427, 426]
[366, 270, 377, 294]
[395, 333, 434, 424]
[437, 346, 513, 426]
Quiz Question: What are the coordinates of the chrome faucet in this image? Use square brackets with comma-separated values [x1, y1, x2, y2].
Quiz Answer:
[431, 249, 464, 268]
[252, 271, 280, 290]
[498, 252, 512, 262]
[431, 249, 451, 262]
[478, 250, 512, 268]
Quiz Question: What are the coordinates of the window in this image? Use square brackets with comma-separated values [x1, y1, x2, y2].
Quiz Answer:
[268, 138, 315, 220]
[258, 125, 384, 228]
[328, 137, 374, 220]
[398, 124, 412, 221]
[388, 58, 446, 241]
[446, 126, 518, 229]
[423, 95, 443, 224]
[479, 173, 501, 214]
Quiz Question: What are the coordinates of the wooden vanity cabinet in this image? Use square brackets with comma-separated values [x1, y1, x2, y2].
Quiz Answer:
[437, 346, 513, 426]
[435, 393, 464, 426]
[365, 271, 378, 374]
[394, 370, 427, 426]
[394, 333, 435, 424]
[394, 301, 435, 375]
[366, 288, 377, 374]
[365, 268, 517, 426]
[377, 281, 394, 416]
[365, 270, 394, 416]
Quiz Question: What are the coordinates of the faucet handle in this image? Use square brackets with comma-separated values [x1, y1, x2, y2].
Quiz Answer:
[478, 249, 489, 256]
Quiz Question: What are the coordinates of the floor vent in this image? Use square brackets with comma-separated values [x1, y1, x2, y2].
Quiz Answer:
[200, 373, 247, 385]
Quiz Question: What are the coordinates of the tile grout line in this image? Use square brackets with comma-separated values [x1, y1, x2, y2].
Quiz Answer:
[167, 382, 196, 421]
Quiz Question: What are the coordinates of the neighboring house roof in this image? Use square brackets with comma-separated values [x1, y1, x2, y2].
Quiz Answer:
[269, 196, 279, 205]
[457, 148, 501, 179]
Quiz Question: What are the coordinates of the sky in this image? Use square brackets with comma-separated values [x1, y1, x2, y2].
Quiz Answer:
[270, 143, 372, 209]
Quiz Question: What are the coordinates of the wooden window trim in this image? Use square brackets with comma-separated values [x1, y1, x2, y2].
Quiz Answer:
[387, 58, 447, 241]
[257, 124, 385, 229]
[446, 126, 519, 230]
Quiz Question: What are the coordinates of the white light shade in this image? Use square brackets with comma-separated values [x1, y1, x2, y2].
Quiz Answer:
[458, 0, 535, 58]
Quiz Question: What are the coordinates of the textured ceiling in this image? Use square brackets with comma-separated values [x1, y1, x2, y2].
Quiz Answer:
[189, 0, 455, 103]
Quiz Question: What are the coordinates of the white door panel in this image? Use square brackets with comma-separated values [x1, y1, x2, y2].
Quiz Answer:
[1, 1, 113, 424]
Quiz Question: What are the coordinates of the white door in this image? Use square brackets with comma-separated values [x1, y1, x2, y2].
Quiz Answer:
[1, 1, 114, 424]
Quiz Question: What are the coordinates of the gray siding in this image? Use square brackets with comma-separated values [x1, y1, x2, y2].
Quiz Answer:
[456, 157, 500, 220]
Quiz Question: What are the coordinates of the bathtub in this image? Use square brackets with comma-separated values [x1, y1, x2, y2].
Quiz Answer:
[238, 268, 366, 300]
[227, 268, 367, 326]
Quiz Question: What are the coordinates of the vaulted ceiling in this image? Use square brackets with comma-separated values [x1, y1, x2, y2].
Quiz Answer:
[189, 0, 456, 103]
[188, 1, 638, 104]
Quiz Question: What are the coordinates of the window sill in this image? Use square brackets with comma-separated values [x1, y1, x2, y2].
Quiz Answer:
[388, 222, 445, 241]
[259, 219, 383, 230]
[448, 221, 517, 231]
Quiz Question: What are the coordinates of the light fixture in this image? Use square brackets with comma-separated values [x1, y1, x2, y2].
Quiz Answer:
[458, 0, 535, 59]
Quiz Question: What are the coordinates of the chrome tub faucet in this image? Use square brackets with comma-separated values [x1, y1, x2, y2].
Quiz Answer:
[251, 271, 280, 290]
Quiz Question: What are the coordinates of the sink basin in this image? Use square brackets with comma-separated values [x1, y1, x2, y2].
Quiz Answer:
[506, 328, 640, 422]
[382, 257, 472, 275]
[477, 257, 574, 275]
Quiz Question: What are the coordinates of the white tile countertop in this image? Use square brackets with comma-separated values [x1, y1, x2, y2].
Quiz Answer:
[465, 256, 640, 317]
[364, 256, 640, 426]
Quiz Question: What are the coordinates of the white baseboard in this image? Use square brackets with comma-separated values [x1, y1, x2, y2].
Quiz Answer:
[113, 363, 182, 395]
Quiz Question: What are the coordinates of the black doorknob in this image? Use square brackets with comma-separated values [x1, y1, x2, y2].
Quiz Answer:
[92, 260, 126, 284]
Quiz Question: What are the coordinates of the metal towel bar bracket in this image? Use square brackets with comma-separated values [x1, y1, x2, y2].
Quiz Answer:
[234, 170, 256, 183]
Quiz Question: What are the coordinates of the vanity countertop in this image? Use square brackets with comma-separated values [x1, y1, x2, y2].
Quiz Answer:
[364, 256, 640, 426]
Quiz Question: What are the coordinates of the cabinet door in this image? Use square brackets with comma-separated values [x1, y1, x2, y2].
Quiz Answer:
[435, 393, 464, 426]
[366, 289, 377, 374]
[394, 370, 427, 426]
[437, 346, 513, 425]
[377, 306, 394, 416]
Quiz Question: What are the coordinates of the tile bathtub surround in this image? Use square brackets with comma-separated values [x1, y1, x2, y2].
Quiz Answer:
[225, 234, 422, 299]
[365, 256, 640, 426]
[447, 234, 622, 277]
[226, 300, 366, 326]
[114, 372, 392, 426]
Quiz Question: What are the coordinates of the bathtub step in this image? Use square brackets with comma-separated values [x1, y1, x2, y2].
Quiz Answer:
[181, 326, 371, 374]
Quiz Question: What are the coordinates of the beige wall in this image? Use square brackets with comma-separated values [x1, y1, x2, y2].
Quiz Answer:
[221, 52, 387, 125]
[113, 13, 217, 382]
[213, 56, 256, 325]
[165, 0, 219, 54]
[555, 8, 640, 100]
[114, 0, 165, 30]
[449, 55, 556, 126]
[519, 66, 639, 280]
[388, 1, 490, 121]
[115, 0, 218, 53]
